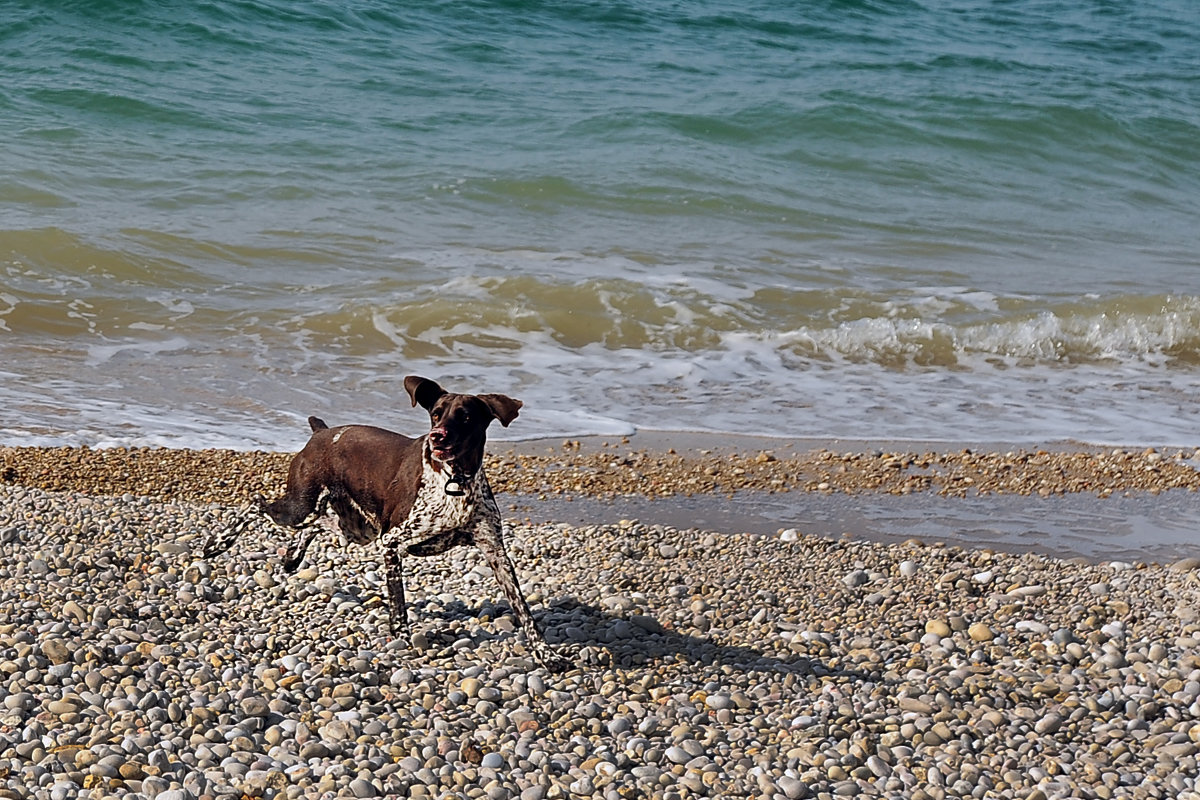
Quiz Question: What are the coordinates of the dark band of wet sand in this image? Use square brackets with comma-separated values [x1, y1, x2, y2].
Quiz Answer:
[4, 432, 1199, 562]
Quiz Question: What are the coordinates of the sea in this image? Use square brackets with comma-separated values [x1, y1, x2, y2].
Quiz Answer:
[3, 0, 1199, 451]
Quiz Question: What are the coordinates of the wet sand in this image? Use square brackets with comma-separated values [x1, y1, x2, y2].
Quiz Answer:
[4, 433, 1200, 562]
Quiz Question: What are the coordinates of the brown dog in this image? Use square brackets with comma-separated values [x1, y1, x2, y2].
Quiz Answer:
[204, 376, 566, 671]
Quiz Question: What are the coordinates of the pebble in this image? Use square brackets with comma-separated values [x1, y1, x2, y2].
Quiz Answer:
[898, 697, 934, 714]
[778, 776, 807, 799]
[705, 692, 732, 710]
[1035, 714, 1063, 735]
[664, 746, 691, 765]
[349, 778, 378, 797]
[968, 622, 994, 642]
[843, 569, 870, 588]
[1, 448, 1199, 800]
[925, 619, 951, 638]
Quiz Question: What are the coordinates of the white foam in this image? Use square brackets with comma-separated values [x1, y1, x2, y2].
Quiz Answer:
[507, 408, 636, 441]
[149, 294, 196, 319]
[85, 336, 190, 366]
[4, 345, 1200, 450]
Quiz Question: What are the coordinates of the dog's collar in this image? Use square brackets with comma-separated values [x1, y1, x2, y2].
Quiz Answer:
[443, 473, 469, 496]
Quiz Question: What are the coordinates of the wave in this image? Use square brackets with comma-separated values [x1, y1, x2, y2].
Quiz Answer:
[775, 297, 1200, 368]
[362, 284, 1200, 369]
[6, 229, 1199, 370]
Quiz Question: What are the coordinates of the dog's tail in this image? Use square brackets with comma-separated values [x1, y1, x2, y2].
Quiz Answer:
[308, 416, 329, 432]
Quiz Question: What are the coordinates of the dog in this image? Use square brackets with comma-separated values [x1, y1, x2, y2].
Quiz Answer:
[204, 375, 567, 671]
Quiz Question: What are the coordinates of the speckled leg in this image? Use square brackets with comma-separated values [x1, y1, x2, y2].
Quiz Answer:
[407, 527, 472, 557]
[384, 545, 411, 643]
[473, 520, 567, 672]
[203, 501, 259, 558]
[279, 494, 329, 572]
[281, 524, 321, 572]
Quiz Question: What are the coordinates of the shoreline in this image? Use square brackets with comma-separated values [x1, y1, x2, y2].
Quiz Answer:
[4, 435, 1200, 563]
[7, 432, 1200, 501]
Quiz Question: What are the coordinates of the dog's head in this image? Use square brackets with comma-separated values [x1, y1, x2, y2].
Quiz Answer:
[404, 376, 521, 483]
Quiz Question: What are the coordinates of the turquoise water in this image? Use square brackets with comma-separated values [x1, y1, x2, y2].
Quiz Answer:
[2, 0, 1199, 448]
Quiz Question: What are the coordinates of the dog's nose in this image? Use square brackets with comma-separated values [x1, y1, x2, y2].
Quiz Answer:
[429, 428, 447, 444]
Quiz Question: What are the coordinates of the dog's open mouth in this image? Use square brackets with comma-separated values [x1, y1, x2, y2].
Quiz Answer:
[429, 440, 467, 467]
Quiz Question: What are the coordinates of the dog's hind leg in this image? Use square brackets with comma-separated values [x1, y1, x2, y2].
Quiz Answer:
[260, 452, 328, 528]
[281, 524, 321, 572]
[261, 489, 322, 528]
[202, 501, 261, 559]
[406, 527, 472, 557]
[279, 492, 329, 572]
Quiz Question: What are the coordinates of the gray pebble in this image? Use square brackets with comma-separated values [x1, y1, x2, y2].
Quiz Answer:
[843, 569, 870, 588]
[349, 778, 379, 797]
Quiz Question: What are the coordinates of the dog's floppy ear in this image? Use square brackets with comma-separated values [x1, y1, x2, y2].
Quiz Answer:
[478, 394, 522, 427]
[404, 376, 447, 411]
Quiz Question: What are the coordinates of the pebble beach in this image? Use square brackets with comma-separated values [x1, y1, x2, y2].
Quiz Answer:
[3, 444, 1200, 800]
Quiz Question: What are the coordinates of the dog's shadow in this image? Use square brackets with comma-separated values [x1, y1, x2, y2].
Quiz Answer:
[411, 597, 881, 681]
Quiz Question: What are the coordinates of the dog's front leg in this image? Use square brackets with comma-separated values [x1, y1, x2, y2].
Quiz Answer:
[383, 544, 411, 644]
[473, 521, 567, 672]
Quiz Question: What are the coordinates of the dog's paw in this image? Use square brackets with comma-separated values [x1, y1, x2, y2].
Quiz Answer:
[387, 616, 414, 646]
[534, 645, 573, 673]
[281, 547, 313, 572]
[543, 655, 572, 673]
